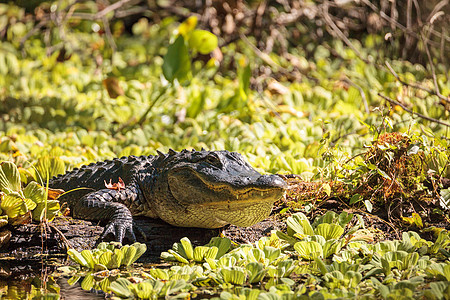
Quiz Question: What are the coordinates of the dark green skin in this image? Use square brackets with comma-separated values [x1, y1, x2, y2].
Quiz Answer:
[49, 149, 287, 243]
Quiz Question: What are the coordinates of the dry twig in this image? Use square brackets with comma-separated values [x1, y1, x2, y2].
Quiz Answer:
[385, 61, 450, 104]
[378, 93, 450, 127]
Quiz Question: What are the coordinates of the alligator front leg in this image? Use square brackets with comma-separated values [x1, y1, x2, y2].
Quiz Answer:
[71, 188, 138, 243]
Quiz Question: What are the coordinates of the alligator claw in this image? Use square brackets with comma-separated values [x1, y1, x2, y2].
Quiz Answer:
[99, 218, 136, 244]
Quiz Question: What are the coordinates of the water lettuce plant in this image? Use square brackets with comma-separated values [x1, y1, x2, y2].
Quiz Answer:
[0, 161, 60, 227]
[67, 242, 147, 271]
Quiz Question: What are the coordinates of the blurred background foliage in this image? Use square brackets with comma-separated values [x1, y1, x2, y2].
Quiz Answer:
[0, 0, 448, 178]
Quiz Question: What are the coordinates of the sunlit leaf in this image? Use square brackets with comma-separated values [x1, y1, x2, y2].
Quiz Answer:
[1, 194, 35, 219]
[180, 237, 194, 260]
[98, 250, 113, 267]
[67, 249, 88, 268]
[129, 242, 147, 264]
[294, 241, 323, 260]
[315, 223, 344, 240]
[80, 250, 96, 269]
[178, 16, 197, 37]
[23, 182, 46, 204]
[34, 156, 65, 183]
[188, 30, 218, 55]
[80, 274, 94, 291]
[220, 267, 246, 285]
[110, 278, 133, 298]
[0, 161, 21, 194]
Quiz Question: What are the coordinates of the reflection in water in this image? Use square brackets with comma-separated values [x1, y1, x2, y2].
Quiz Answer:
[0, 261, 105, 300]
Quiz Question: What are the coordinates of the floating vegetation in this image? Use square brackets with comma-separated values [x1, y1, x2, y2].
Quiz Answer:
[57, 213, 450, 299]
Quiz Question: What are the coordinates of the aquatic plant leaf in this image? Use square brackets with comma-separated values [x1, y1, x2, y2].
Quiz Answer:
[205, 258, 217, 269]
[443, 263, 450, 281]
[23, 182, 46, 204]
[108, 249, 123, 269]
[80, 274, 94, 291]
[122, 245, 136, 266]
[99, 277, 112, 294]
[275, 230, 298, 245]
[67, 249, 89, 268]
[426, 281, 450, 299]
[204, 246, 219, 260]
[286, 213, 314, 237]
[323, 239, 344, 258]
[81, 250, 96, 269]
[168, 249, 189, 264]
[263, 246, 281, 263]
[160, 251, 177, 262]
[129, 282, 154, 299]
[149, 268, 169, 280]
[110, 278, 133, 298]
[193, 246, 209, 262]
[315, 223, 344, 240]
[0, 162, 21, 194]
[294, 241, 323, 260]
[94, 264, 108, 272]
[220, 267, 246, 285]
[67, 276, 81, 286]
[247, 262, 266, 283]
[180, 237, 194, 260]
[129, 242, 147, 264]
[249, 248, 264, 262]
[207, 237, 231, 258]
[1, 194, 35, 219]
[177, 16, 197, 37]
[160, 279, 187, 296]
[218, 256, 237, 268]
[33, 156, 65, 183]
[98, 250, 113, 267]
[97, 242, 108, 250]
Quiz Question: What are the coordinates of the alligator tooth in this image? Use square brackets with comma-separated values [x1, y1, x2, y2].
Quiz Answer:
[236, 194, 239, 200]
[261, 192, 264, 197]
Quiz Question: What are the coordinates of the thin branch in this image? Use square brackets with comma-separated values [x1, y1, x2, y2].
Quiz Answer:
[320, 2, 368, 64]
[71, 0, 134, 20]
[385, 61, 450, 104]
[421, 17, 449, 105]
[97, 0, 134, 19]
[360, 0, 450, 45]
[102, 15, 117, 51]
[378, 93, 450, 127]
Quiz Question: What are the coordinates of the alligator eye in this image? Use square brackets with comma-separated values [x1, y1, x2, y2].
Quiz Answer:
[205, 155, 222, 168]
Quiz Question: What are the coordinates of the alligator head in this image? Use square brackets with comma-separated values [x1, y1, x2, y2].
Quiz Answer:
[149, 149, 287, 228]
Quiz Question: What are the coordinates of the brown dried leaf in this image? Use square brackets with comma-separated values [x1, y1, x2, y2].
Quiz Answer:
[46, 187, 65, 200]
[103, 77, 124, 98]
[105, 177, 125, 191]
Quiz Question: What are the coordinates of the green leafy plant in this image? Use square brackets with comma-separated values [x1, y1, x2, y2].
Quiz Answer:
[0, 161, 60, 226]
[67, 242, 147, 270]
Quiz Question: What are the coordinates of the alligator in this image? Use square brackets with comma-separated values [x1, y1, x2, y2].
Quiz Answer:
[49, 149, 287, 243]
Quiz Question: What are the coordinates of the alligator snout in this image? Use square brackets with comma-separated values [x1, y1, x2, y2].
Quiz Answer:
[254, 174, 287, 190]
